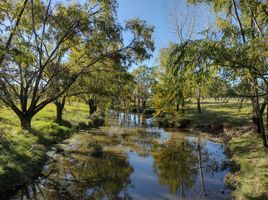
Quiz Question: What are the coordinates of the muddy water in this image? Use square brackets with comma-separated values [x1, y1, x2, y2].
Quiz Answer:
[9, 112, 232, 200]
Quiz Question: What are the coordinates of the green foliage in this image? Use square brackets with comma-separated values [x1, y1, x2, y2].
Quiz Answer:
[89, 114, 105, 127]
[131, 65, 156, 111]
[74, 64, 134, 114]
[41, 122, 72, 142]
[87, 141, 104, 158]
[224, 172, 238, 190]
[152, 41, 219, 115]
[152, 44, 182, 114]
[0, 0, 154, 130]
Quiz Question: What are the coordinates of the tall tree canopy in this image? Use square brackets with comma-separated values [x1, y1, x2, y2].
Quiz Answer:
[0, 0, 154, 130]
[187, 0, 268, 146]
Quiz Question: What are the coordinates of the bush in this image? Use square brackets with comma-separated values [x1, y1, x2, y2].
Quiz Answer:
[77, 122, 89, 130]
[153, 111, 192, 128]
[143, 108, 155, 116]
[59, 120, 72, 128]
[43, 122, 72, 141]
[88, 119, 95, 128]
[89, 114, 105, 127]
[153, 112, 177, 127]
[224, 172, 238, 189]
[87, 141, 103, 158]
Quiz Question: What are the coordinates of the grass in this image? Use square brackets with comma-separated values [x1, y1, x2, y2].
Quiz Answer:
[153, 98, 252, 130]
[227, 133, 268, 200]
[185, 98, 252, 127]
[0, 101, 95, 193]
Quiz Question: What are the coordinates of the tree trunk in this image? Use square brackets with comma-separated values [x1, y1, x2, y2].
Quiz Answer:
[257, 109, 267, 147]
[134, 96, 136, 107]
[181, 98, 185, 113]
[197, 94, 202, 114]
[54, 96, 66, 124]
[252, 115, 261, 133]
[19, 114, 33, 131]
[56, 104, 63, 124]
[252, 96, 268, 147]
[142, 98, 146, 112]
[123, 99, 127, 109]
[88, 98, 97, 115]
[176, 103, 180, 112]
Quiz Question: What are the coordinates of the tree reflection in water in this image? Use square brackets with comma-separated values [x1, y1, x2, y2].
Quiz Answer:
[12, 151, 134, 200]
[7, 113, 231, 200]
[153, 138, 199, 199]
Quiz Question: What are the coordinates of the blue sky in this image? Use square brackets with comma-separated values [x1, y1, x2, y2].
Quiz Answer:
[117, 0, 215, 68]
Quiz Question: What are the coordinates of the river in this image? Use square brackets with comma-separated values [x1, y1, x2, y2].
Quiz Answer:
[7, 112, 232, 200]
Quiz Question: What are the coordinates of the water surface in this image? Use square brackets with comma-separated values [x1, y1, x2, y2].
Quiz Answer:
[9, 112, 231, 200]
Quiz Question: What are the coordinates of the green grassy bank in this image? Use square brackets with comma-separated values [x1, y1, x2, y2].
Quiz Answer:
[0, 102, 104, 193]
[226, 133, 268, 200]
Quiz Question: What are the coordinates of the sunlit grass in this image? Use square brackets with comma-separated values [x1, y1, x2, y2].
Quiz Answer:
[0, 102, 91, 193]
[227, 133, 268, 200]
[185, 98, 252, 126]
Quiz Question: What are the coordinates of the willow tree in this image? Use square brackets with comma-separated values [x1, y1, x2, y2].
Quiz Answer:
[169, 40, 217, 113]
[153, 44, 184, 114]
[153, 41, 216, 115]
[189, 0, 268, 146]
[0, 0, 154, 130]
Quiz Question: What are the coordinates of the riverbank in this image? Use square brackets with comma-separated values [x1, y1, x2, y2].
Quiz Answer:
[1, 100, 267, 199]
[0, 102, 104, 194]
[3, 112, 233, 200]
[226, 133, 268, 200]
[154, 100, 268, 200]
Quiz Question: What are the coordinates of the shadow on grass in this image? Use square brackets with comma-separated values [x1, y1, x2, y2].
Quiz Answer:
[245, 194, 268, 200]
[0, 134, 46, 194]
[0, 121, 74, 195]
[0, 117, 18, 127]
[186, 105, 250, 127]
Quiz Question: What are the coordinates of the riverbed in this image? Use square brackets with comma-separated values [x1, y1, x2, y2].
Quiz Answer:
[7, 112, 232, 200]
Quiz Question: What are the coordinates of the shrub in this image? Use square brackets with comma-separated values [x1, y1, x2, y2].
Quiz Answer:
[143, 108, 155, 116]
[43, 122, 72, 141]
[87, 141, 103, 158]
[224, 172, 238, 189]
[89, 114, 105, 127]
[77, 122, 89, 130]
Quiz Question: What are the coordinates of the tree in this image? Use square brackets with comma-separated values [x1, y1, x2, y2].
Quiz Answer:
[152, 41, 217, 115]
[0, 0, 154, 130]
[75, 64, 127, 115]
[169, 40, 217, 113]
[152, 44, 186, 114]
[131, 65, 156, 112]
[188, 0, 268, 147]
